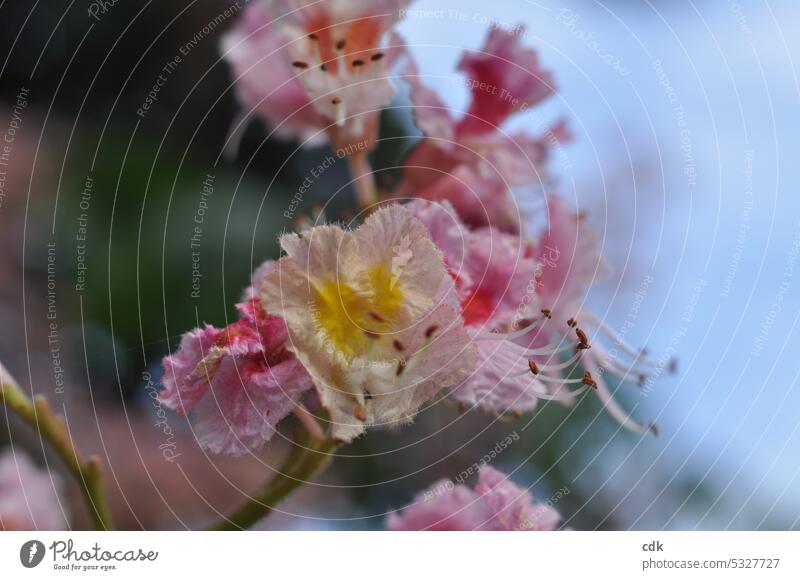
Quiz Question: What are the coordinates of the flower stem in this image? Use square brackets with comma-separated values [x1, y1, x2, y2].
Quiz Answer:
[0, 362, 114, 530]
[347, 150, 378, 210]
[206, 433, 340, 531]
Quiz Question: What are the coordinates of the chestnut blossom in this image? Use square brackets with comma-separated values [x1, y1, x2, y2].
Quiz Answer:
[222, 0, 410, 150]
[408, 198, 656, 430]
[261, 204, 475, 442]
[387, 466, 560, 531]
[160, 279, 314, 456]
[0, 450, 67, 530]
[399, 27, 568, 232]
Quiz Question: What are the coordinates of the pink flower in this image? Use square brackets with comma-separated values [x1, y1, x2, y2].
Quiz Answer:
[222, 0, 410, 150]
[399, 28, 568, 232]
[387, 466, 560, 531]
[261, 203, 475, 442]
[0, 450, 67, 530]
[408, 198, 656, 427]
[160, 285, 313, 456]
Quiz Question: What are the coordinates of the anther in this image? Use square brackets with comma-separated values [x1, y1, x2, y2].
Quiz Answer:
[335, 39, 346, 50]
[567, 317, 577, 328]
[320, 63, 327, 72]
[352, 59, 365, 67]
[425, 325, 439, 338]
[368, 311, 385, 322]
[308, 33, 319, 41]
[392, 340, 405, 351]
[395, 360, 406, 376]
[582, 371, 598, 389]
[648, 422, 659, 436]
[370, 52, 385, 62]
[668, 358, 678, 374]
[363, 329, 380, 339]
[575, 328, 589, 345]
[541, 308, 552, 319]
[292, 61, 309, 69]
[528, 360, 539, 375]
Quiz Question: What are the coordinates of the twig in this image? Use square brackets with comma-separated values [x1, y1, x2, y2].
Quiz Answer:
[206, 433, 340, 531]
[0, 362, 113, 530]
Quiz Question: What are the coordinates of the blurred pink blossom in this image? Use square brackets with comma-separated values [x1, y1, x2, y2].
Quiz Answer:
[222, 0, 411, 151]
[399, 27, 569, 232]
[0, 450, 67, 530]
[387, 466, 560, 531]
[160, 288, 313, 456]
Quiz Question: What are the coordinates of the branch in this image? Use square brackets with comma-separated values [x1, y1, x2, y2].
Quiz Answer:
[206, 432, 340, 531]
[0, 362, 113, 530]
[347, 150, 379, 210]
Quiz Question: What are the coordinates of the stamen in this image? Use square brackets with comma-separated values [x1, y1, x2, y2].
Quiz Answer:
[425, 325, 439, 339]
[335, 39, 346, 51]
[474, 316, 547, 341]
[332, 97, 346, 127]
[370, 52, 385, 61]
[536, 385, 591, 400]
[567, 317, 577, 328]
[396, 359, 406, 376]
[583, 356, 649, 434]
[292, 61, 309, 69]
[584, 311, 658, 368]
[508, 351, 584, 378]
[575, 327, 589, 346]
[582, 371, 598, 389]
[541, 308, 552, 319]
[308, 33, 319, 41]
[392, 340, 405, 351]
[352, 59, 365, 67]
[354, 404, 367, 422]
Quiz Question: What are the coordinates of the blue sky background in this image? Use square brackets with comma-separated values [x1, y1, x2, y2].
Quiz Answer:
[398, 0, 800, 529]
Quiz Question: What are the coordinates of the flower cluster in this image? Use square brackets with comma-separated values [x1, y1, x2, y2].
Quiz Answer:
[160, 0, 665, 529]
[387, 466, 560, 531]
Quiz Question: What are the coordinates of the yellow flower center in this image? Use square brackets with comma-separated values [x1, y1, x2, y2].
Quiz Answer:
[312, 265, 405, 360]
